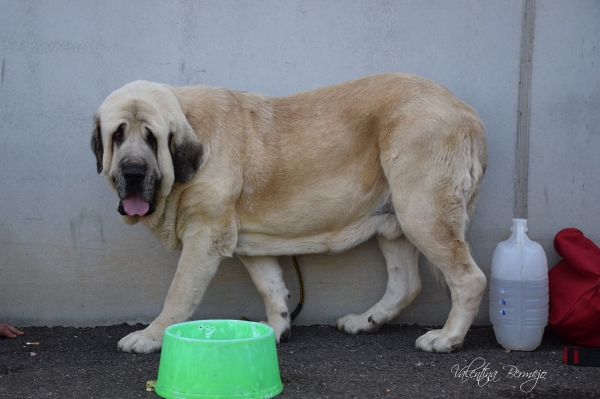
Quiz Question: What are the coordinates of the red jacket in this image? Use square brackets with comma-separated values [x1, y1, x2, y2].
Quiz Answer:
[549, 228, 600, 347]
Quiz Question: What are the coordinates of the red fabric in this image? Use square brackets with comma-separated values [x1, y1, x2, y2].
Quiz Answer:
[549, 228, 600, 347]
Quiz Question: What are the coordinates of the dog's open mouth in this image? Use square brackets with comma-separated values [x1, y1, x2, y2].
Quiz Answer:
[118, 193, 155, 216]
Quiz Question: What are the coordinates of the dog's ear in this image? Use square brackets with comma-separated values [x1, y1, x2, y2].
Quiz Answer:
[91, 114, 104, 174]
[169, 128, 203, 183]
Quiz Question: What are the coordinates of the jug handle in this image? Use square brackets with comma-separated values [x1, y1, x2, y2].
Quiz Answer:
[514, 219, 527, 246]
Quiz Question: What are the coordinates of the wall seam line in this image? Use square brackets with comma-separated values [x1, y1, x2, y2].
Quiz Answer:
[515, 0, 536, 219]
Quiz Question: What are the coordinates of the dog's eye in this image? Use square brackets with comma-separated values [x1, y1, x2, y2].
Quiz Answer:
[146, 128, 156, 144]
[113, 124, 125, 143]
[146, 128, 157, 153]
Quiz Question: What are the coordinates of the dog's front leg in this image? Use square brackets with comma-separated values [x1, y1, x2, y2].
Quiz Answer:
[238, 255, 291, 343]
[118, 233, 223, 354]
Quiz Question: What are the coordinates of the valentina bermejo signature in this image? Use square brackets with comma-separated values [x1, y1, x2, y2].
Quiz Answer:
[450, 357, 547, 393]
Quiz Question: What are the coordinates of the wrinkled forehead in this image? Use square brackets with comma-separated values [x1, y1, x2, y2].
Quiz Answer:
[97, 81, 177, 136]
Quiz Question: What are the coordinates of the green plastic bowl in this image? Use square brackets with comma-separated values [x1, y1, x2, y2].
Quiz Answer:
[155, 320, 283, 399]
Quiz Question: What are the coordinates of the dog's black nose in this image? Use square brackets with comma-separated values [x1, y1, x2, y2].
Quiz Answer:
[122, 163, 147, 182]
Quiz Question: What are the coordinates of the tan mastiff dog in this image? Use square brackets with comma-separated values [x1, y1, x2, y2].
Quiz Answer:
[91, 73, 487, 354]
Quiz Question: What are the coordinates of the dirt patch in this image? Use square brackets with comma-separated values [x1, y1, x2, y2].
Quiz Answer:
[0, 324, 598, 398]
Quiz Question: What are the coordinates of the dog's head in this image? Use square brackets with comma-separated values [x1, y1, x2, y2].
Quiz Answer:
[91, 81, 203, 222]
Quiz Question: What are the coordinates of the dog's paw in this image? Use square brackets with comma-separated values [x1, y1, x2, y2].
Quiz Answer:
[263, 317, 291, 343]
[117, 328, 163, 354]
[335, 313, 380, 335]
[415, 329, 463, 353]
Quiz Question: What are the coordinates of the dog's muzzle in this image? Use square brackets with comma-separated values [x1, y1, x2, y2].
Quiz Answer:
[117, 163, 156, 216]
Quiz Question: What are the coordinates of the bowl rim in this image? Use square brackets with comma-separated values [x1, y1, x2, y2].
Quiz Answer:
[163, 319, 275, 343]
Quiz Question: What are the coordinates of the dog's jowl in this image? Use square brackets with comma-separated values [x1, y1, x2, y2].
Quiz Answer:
[92, 73, 487, 354]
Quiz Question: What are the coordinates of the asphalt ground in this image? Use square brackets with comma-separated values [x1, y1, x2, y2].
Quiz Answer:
[1, 323, 599, 398]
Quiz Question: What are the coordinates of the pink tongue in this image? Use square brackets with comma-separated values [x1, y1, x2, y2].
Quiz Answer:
[122, 193, 150, 216]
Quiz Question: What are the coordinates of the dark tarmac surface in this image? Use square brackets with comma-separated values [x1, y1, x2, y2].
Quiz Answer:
[1, 323, 599, 398]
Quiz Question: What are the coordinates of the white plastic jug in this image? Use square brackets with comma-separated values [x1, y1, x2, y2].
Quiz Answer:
[489, 219, 549, 351]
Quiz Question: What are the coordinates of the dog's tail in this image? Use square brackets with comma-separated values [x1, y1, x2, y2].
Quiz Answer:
[465, 117, 488, 226]
[432, 113, 487, 298]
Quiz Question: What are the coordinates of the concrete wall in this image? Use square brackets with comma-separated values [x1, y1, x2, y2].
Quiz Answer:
[527, 0, 600, 267]
[0, 0, 597, 328]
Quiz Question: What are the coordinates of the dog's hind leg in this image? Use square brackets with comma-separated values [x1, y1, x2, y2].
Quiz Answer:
[336, 235, 421, 334]
[385, 154, 486, 353]
[238, 255, 292, 343]
[400, 212, 486, 353]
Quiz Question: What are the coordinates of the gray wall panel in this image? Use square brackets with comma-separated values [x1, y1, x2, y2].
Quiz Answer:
[528, 0, 600, 267]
